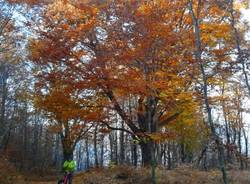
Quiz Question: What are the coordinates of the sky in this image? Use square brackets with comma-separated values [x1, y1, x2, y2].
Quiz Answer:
[242, 7, 250, 20]
[242, 8, 250, 40]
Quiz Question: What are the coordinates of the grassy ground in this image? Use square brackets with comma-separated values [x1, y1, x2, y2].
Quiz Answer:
[2, 159, 250, 184]
[0, 156, 26, 184]
[72, 166, 250, 184]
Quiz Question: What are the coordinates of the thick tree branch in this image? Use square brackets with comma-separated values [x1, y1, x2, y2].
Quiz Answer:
[158, 111, 181, 127]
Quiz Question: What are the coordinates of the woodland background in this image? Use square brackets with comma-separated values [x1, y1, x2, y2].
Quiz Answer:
[1, 0, 250, 184]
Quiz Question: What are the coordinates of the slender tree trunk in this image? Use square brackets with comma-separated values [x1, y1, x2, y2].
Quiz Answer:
[228, 0, 250, 96]
[0, 67, 7, 146]
[32, 112, 39, 167]
[22, 106, 28, 170]
[54, 134, 61, 168]
[180, 142, 185, 163]
[237, 111, 244, 170]
[243, 128, 248, 168]
[163, 144, 167, 167]
[221, 83, 232, 163]
[167, 142, 171, 170]
[172, 142, 178, 168]
[114, 128, 118, 164]
[157, 144, 164, 165]
[228, 1, 250, 170]
[198, 145, 208, 170]
[109, 134, 114, 163]
[1, 99, 17, 152]
[85, 137, 90, 169]
[131, 139, 138, 167]
[94, 125, 99, 167]
[100, 134, 104, 167]
[133, 144, 138, 167]
[119, 121, 125, 164]
[76, 143, 82, 170]
[2, 126, 11, 152]
[232, 127, 237, 144]
[151, 142, 157, 184]
[238, 126, 244, 170]
[188, 1, 228, 183]
[203, 149, 207, 171]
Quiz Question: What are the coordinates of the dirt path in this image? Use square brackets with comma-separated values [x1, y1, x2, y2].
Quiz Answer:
[27, 172, 83, 184]
[26, 174, 61, 184]
[29, 182, 56, 184]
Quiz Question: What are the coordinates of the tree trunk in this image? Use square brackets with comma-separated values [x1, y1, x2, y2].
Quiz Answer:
[53, 133, 61, 168]
[114, 129, 118, 164]
[238, 126, 244, 170]
[94, 125, 99, 167]
[100, 134, 104, 167]
[85, 137, 90, 169]
[131, 140, 138, 166]
[60, 124, 74, 162]
[167, 142, 171, 170]
[189, 1, 228, 183]
[2, 126, 11, 152]
[32, 112, 39, 167]
[243, 128, 248, 168]
[109, 133, 114, 163]
[62, 145, 74, 162]
[151, 142, 157, 184]
[0, 67, 8, 145]
[119, 122, 125, 164]
[180, 142, 186, 163]
[157, 144, 164, 165]
[140, 141, 153, 166]
[221, 82, 232, 163]
[163, 143, 167, 167]
[228, 0, 250, 97]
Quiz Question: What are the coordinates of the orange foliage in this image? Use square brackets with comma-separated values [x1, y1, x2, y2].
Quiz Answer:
[27, 0, 235, 157]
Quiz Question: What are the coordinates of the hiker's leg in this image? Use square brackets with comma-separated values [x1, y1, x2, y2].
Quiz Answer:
[57, 179, 64, 184]
[68, 173, 73, 184]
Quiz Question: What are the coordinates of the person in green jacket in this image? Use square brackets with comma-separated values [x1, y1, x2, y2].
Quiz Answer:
[62, 155, 76, 184]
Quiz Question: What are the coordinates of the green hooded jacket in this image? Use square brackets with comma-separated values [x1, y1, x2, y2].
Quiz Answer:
[63, 160, 76, 172]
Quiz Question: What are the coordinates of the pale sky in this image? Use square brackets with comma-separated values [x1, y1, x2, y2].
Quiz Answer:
[242, 8, 250, 24]
[239, 8, 250, 41]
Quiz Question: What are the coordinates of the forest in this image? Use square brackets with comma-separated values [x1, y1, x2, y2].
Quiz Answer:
[1, 0, 250, 184]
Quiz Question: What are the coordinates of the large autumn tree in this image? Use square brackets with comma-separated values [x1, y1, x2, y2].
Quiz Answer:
[29, 0, 201, 166]
[28, 0, 236, 169]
